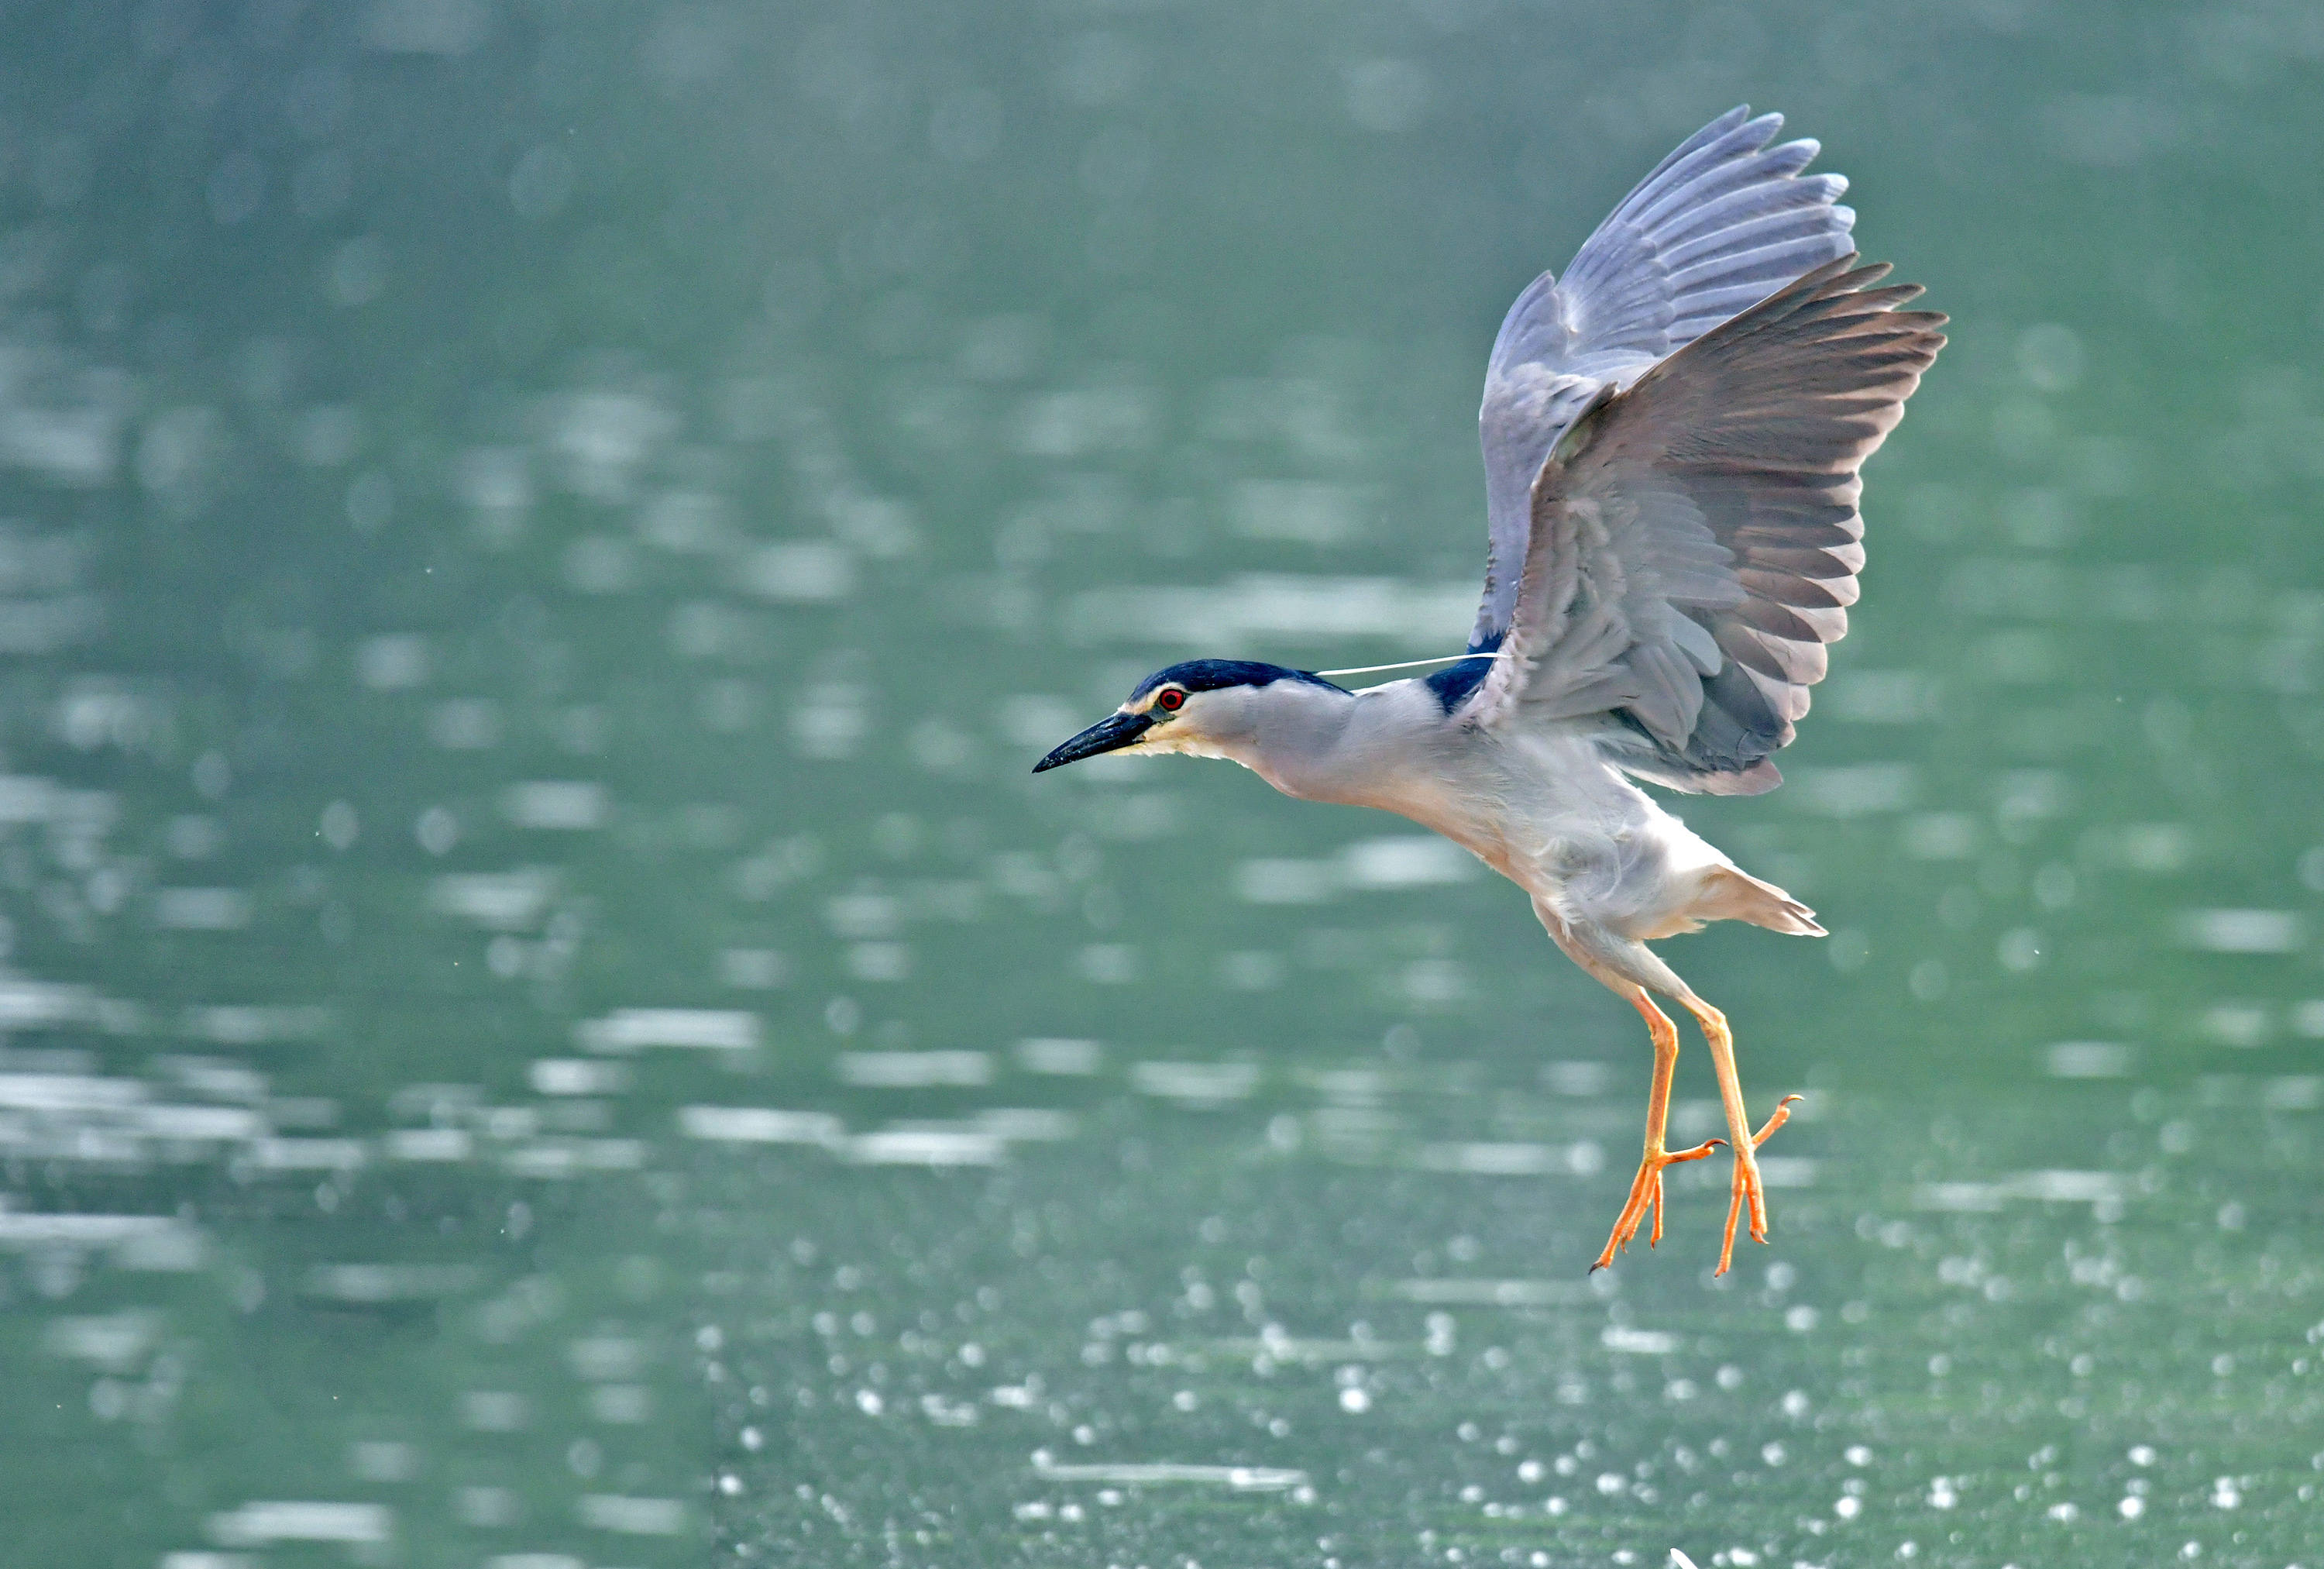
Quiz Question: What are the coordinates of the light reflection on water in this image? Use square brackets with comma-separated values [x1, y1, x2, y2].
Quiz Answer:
[6, 1033, 2319, 1563]
[0, 2, 2320, 1566]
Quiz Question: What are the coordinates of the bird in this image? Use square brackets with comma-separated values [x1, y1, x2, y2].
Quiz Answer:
[1033, 107, 1944, 1275]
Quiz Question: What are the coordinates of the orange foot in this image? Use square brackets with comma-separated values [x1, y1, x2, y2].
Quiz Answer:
[1590, 1137, 1724, 1272]
[1716, 1096, 1803, 1276]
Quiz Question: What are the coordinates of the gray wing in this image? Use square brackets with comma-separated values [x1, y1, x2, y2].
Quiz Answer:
[1459, 258, 1946, 793]
[1471, 107, 1857, 649]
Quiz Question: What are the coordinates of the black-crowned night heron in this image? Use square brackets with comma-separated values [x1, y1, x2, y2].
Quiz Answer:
[1036, 108, 1944, 1275]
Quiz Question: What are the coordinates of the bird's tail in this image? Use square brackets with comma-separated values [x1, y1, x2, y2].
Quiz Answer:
[1699, 865, 1825, 937]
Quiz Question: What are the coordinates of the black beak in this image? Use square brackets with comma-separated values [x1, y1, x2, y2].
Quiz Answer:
[1033, 711, 1152, 772]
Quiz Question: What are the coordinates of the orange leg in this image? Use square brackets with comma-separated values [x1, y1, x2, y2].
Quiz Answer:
[1682, 998, 1803, 1275]
[1590, 988, 1724, 1272]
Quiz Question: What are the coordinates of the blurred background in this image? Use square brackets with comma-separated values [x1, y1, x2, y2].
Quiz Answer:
[1, 2, 2319, 1564]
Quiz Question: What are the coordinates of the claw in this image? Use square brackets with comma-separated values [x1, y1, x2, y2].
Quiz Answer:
[1752, 1096, 1803, 1148]
[1714, 1099, 1802, 1275]
[1594, 1137, 1728, 1270]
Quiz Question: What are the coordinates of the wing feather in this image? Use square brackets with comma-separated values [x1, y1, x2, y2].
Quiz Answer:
[1459, 258, 1946, 789]
[1471, 108, 1858, 649]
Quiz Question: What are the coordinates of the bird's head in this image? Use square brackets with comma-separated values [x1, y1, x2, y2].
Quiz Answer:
[1032, 659, 1346, 773]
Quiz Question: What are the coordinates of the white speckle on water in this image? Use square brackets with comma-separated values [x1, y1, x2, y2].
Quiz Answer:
[1600, 1326, 1677, 1356]
[2044, 1041, 2134, 1078]
[206, 1501, 392, 1546]
[1131, 1060, 1260, 1103]
[576, 1009, 758, 1054]
[574, 1494, 689, 1535]
[835, 1050, 992, 1088]
[2178, 909, 2302, 954]
[1016, 1037, 1102, 1075]
[504, 781, 608, 831]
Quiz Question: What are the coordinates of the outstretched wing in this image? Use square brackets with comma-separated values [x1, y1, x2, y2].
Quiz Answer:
[1472, 107, 1857, 650]
[1459, 258, 1946, 793]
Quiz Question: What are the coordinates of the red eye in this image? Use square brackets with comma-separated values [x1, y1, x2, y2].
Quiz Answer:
[1155, 688, 1184, 711]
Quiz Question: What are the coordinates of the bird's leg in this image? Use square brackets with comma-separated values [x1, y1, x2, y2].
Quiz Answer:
[1590, 988, 1723, 1272]
[1681, 998, 1802, 1276]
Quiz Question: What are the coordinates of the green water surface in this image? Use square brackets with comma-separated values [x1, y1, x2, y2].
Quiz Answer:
[0, 4, 2318, 1567]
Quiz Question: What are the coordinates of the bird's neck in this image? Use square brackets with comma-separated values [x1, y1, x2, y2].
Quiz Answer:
[1239, 682, 1418, 810]
[1202, 681, 1342, 797]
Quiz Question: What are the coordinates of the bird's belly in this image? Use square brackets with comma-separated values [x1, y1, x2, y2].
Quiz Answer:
[1356, 793, 1723, 946]
[1521, 821, 1736, 941]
